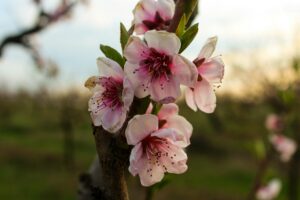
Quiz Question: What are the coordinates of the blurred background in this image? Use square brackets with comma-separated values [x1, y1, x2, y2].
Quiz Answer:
[0, 0, 300, 199]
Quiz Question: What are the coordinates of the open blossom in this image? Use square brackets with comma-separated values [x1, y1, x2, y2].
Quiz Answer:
[133, 0, 175, 34]
[256, 179, 281, 200]
[146, 103, 192, 146]
[124, 30, 198, 103]
[85, 57, 134, 133]
[185, 37, 224, 113]
[125, 114, 189, 186]
[270, 134, 297, 162]
[265, 114, 284, 133]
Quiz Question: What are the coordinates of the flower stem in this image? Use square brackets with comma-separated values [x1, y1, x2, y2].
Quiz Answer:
[246, 149, 273, 200]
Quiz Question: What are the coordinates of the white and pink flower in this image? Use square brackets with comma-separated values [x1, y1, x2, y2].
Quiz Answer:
[125, 114, 189, 186]
[185, 36, 224, 113]
[270, 134, 297, 162]
[265, 114, 284, 133]
[133, 0, 175, 34]
[124, 30, 198, 104]
[256, 179, 281, 200]
[146, 103, 192, 147]
[85, 57, 134, 133]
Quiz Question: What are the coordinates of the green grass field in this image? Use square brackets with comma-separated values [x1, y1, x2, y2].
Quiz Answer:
[0, 92, 297, 199]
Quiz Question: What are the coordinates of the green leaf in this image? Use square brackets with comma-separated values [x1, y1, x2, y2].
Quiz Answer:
[120, 23, 130, 51]
[179, 23, 198, 53]
[151, 102, 162, 115]
[100, 45, 125, 67]
[183, 0, 198, 22]
[176, 14, 186, 37]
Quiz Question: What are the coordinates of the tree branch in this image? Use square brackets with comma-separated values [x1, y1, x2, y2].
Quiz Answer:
[0, 0, 77, 58]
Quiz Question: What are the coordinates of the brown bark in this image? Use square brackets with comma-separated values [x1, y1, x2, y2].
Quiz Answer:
[93, 126, 130, 200]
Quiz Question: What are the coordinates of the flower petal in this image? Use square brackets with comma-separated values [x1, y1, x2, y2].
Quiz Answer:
[139, 156, 165, 186]
[145, 30, 180, 55]
[161, 141, 188, 174]
[101, 108, 127, 133]
[128, 143, 144, 176]
[122, 77, 135, 109]
[149, 76, 180, 103]
[157, 103, 179, 120]
[185, 87, 197, 112]
[194, 80, 216, 113]
[198, 36, 218, 59]
[165, 115, 193, 147]
[157, 0, 175, 20]
[172, 54, 198, 87]
[198, 56, 224, 84]
[96, 57, 124, 80]
[125, 114, 159, 145]
[124, 36, 149, 64]
[124, 62, 151, 98]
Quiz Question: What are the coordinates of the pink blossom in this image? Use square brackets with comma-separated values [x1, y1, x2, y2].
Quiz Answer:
[133, 0, 175, 34]
[146, 103, 192, 147]
[85, 57, 134, 133]
[185, 36, 224, 113]
[256, 179, 281, 200]
[265, 114, 284, 133]
[125, 114, 189, 186]
[270, 134, 297, 162]
[124, 30, 198, 104]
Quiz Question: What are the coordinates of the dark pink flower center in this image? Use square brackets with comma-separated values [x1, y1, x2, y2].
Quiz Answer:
[143, 12, 171, 31]
[141, 135, 177, 176]
[139, 48, 172, 82]
[96, 77, 123, 111]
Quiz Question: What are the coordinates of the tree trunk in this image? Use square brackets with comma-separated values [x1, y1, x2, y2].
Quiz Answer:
[93, 126, 130, 200]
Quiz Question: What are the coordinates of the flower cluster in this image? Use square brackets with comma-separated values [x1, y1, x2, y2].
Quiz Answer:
[85, 0, 224, 186]
[255, 114, 298, 200]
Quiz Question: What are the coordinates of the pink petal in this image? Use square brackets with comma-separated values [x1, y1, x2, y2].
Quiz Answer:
[172, 54, 198, 87]
[125, 114, 159, 145]
[124, 62, 151, 98]
[101, 108, 127, 133]
[149, 76, 180, 103]
[139, 156, 165, 186]
[128, 143, 143, 176]
[198, 36, 218, 60]
[145, 30, 180, 55]
[139, 0, 157, 16]
[124, 37, 149, 64]
[160, 142, 188, 174]
[96, 57, 124, 80]
[151, 128, 177, 141]
[134, 24, 149, 35]
[194, 80, 216, 113]
[122, 77, 134, 109]
[90, 112, 102, 126]
[198, 56, 224, 84]
[157, 103, 179, 120]
[165, 115, 193, 147]
[133, 2, 152, 24]
[145, 102, 153, 114]
[156, 0, 175, 20]
[185, 87, 197, 112]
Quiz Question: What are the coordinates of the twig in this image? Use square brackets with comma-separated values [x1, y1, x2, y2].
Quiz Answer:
[246, 149, 273, 200]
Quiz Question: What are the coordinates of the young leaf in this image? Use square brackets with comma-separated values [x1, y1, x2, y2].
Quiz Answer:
[179, 23, 198, 53]
[120, 23, 130, 51]
[100, 45, 125, 67]
[176, 14, 186, 37]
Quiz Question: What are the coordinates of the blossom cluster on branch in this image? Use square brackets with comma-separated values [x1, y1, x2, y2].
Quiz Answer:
[85, 0, 224, 187]
[254, 114, 298, 200]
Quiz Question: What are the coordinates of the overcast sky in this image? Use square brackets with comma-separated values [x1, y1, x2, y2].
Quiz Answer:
[0, 0, 299, 92]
